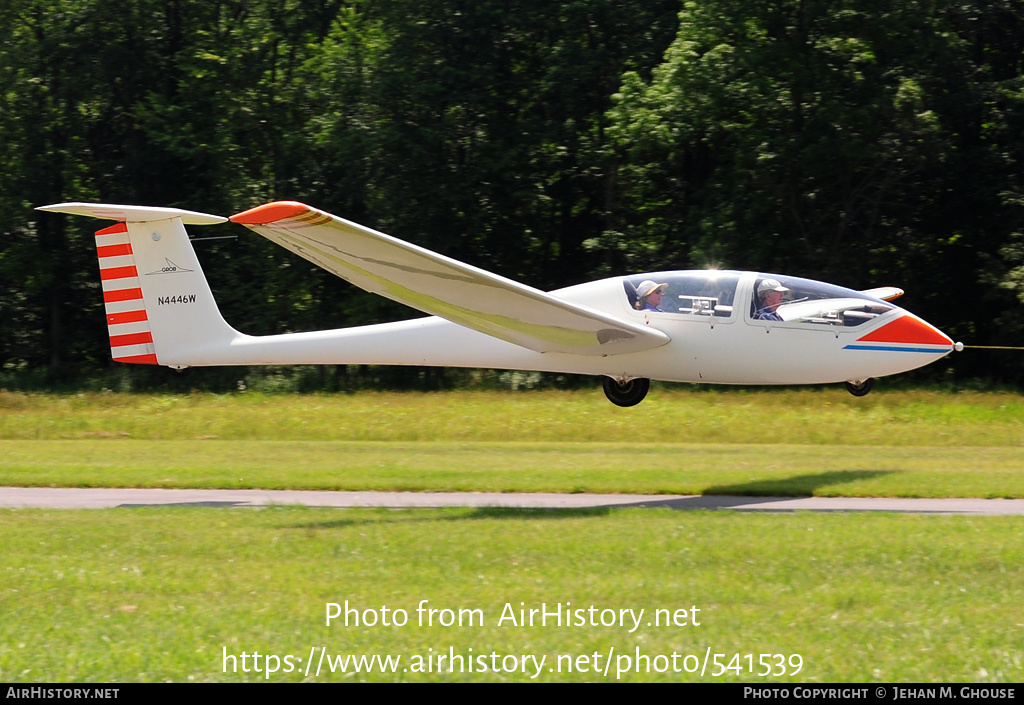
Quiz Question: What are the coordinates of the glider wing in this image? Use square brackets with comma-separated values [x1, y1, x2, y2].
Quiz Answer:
[230, 202, 669, 356]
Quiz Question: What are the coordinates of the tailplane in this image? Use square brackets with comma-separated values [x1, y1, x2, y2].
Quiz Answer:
[37, 203, 239, 367]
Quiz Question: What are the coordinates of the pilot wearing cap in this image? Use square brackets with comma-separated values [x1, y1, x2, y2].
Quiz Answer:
[754, 278, 789, 321]
[635, 280, 669, 312]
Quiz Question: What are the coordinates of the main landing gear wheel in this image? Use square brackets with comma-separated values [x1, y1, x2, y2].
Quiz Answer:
[845, 378, 874, 397]
[602, 377, 650, 407]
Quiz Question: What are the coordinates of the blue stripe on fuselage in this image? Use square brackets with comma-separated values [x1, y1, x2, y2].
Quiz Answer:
[843, 344, 949, 354]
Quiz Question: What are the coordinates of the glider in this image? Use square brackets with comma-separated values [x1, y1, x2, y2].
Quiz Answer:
[37, 201, 960, 406]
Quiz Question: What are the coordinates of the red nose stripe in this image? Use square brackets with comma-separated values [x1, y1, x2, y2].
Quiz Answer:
[857, 315, 952, 346]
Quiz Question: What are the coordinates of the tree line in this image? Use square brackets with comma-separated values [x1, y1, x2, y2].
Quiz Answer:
[2, 0, 1022, 387]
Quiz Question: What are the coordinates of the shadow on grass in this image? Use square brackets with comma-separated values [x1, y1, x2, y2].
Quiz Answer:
[282, 506, 614, 530]
[272, 470, 902, 528]
[108, 468, 903, 528]
[703, 469, 898, 498]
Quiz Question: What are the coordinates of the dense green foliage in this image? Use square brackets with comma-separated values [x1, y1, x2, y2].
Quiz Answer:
[2, 0, 1022, 384]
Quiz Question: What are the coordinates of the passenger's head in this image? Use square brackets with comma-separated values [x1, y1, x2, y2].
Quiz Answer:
[635, 280, 668, 309]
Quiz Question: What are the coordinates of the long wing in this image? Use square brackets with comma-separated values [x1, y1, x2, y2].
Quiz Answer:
[230, 202, 669, 356]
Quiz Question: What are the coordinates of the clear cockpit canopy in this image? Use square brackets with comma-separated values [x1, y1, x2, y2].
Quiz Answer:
[622, 271, 897, 327]
[751, 274, 895, 327]
[624, 271, 741, 317]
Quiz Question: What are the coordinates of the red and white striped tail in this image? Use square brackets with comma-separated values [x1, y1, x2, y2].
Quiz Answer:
[38, 202, 238, 367]
[95, 221, 158, 364]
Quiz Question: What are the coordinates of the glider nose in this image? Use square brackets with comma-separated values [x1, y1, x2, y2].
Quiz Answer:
[855, 311, 954, 353]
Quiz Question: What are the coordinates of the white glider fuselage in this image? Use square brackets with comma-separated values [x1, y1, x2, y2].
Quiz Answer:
[37, 200, 955, 402]
[186, 273, 951, 386]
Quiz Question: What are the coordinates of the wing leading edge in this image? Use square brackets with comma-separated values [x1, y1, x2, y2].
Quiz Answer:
[230, 202, 669, 356]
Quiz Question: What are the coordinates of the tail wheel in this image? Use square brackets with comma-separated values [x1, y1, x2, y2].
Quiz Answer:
[602, 377, 650, 407]
[845, 378, 874, 397]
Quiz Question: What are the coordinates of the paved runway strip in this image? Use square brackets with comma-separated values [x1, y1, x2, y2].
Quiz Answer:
[1, 487, 1023, 514]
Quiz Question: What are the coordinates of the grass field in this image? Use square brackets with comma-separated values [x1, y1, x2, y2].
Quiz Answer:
[1, 387, 1022, 682]
[3, 387, 1023, 446]
[2, 506, 1022, 682]
[1, 387, 1022, 497]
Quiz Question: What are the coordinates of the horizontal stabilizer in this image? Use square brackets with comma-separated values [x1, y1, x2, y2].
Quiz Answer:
[37, 202, 226, 225]
[231, 201, 669, 356]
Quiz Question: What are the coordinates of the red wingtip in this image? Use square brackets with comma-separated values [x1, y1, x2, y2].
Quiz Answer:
[229, 201, 312, 225]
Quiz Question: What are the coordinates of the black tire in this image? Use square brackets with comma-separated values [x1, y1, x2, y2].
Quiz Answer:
[602, 377, 651, 407]
[845, 378, 874, 397]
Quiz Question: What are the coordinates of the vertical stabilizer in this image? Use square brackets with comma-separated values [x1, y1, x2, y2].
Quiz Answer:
[38, 203, 239, 367]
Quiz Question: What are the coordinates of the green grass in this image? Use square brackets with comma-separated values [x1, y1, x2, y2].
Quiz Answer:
[3, 441, 1024, 497]
[1, 506, 1021, 682]
[1, 388, 1022, 497]
[2, 387, 1023, 444]
[2, 388, 1023, 683]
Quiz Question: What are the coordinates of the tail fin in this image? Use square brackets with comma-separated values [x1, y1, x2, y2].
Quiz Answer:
[37, 203, 239, 367]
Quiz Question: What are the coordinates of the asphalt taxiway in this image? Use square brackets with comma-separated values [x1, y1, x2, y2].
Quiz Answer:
[1, 487, 1023, 514]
